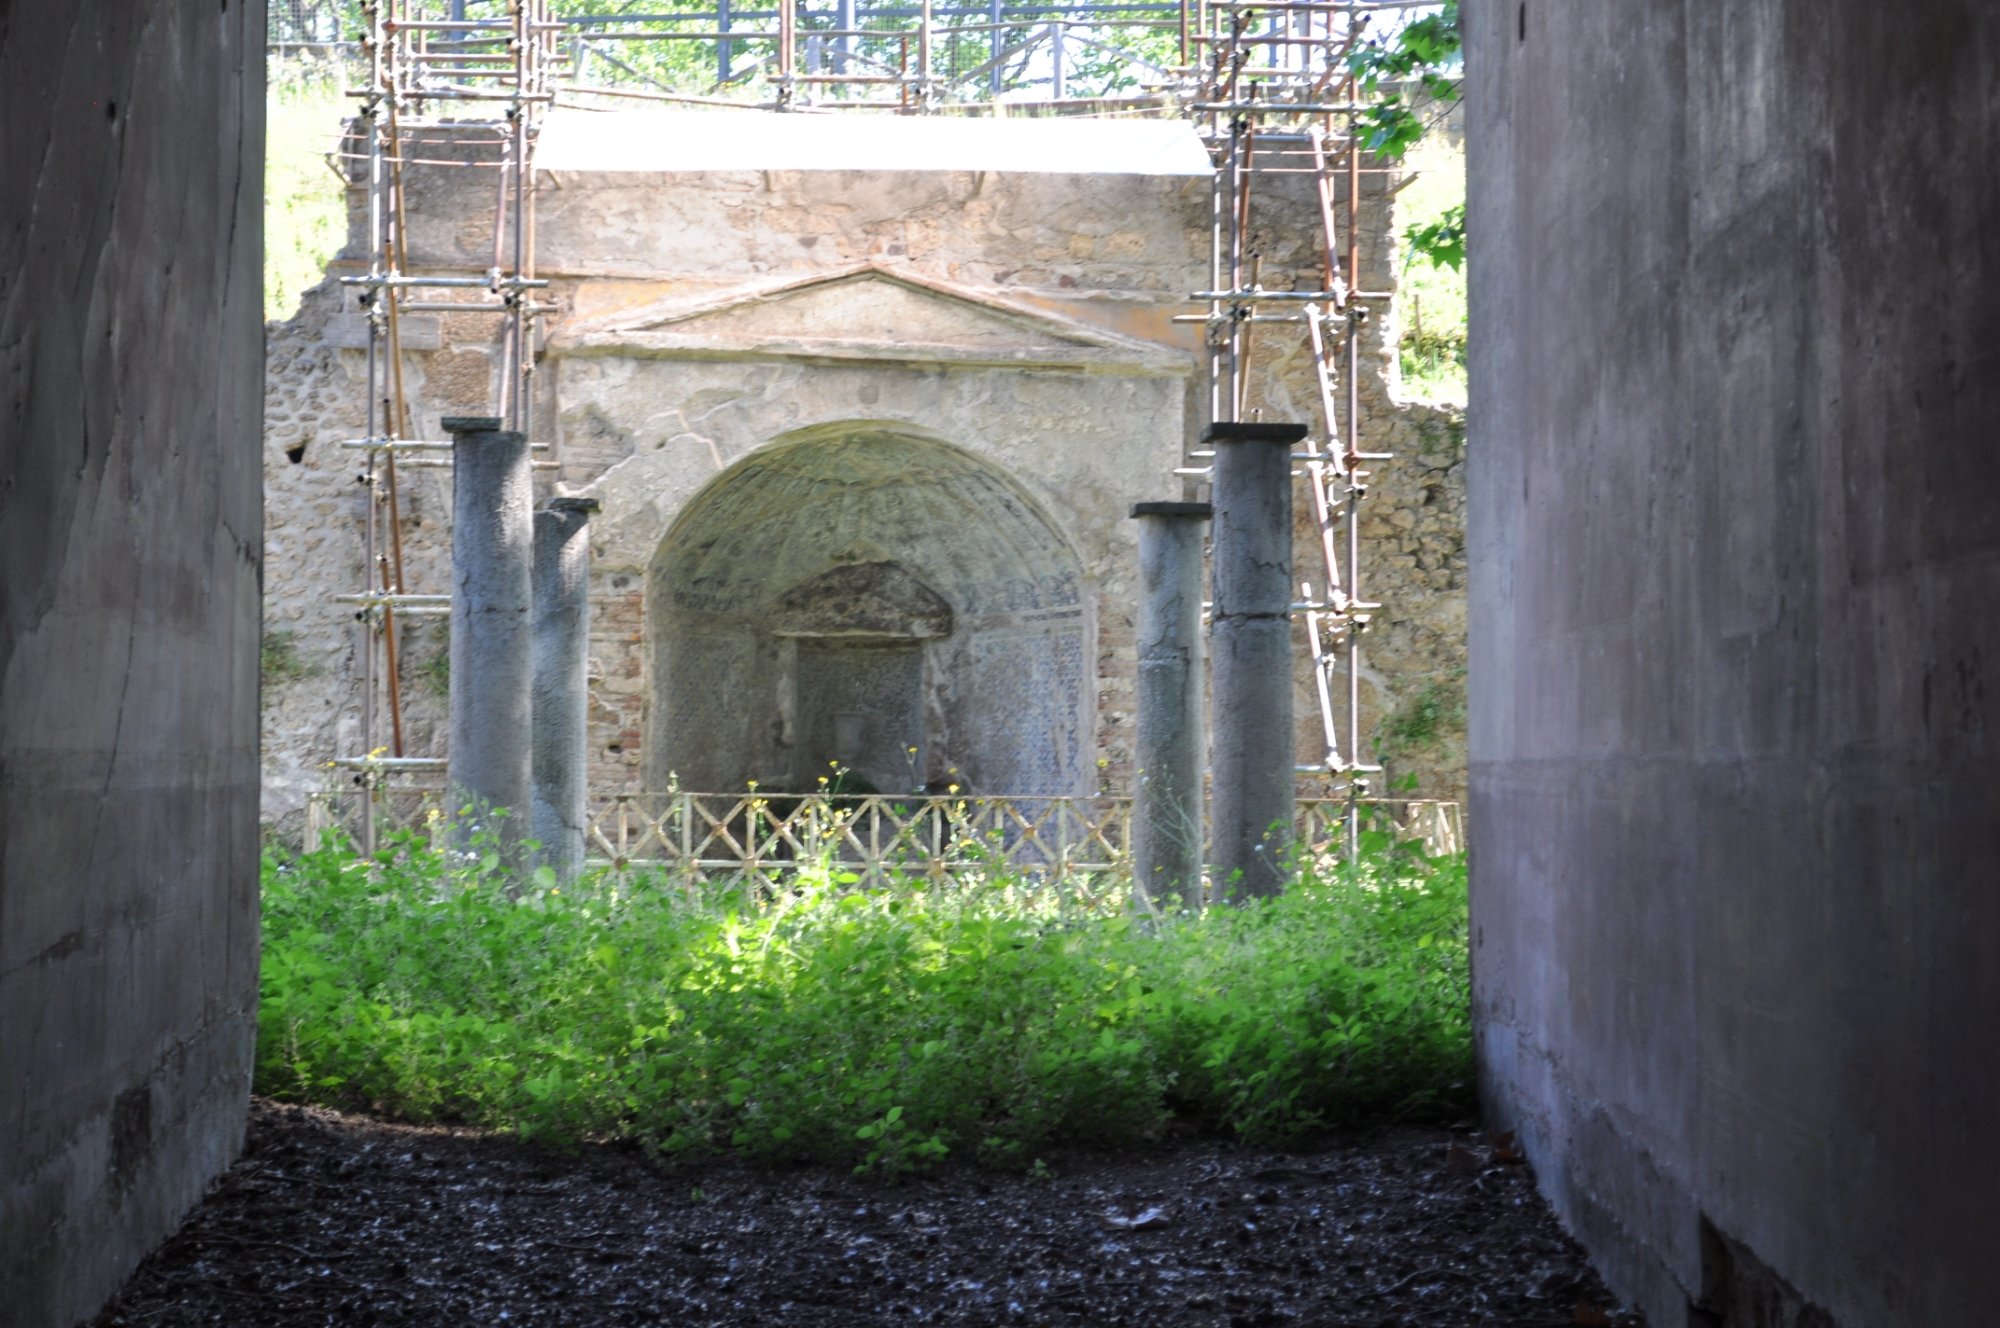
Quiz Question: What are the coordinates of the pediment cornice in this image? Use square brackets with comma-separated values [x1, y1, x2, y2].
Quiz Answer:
[549, 265, 1189, 377]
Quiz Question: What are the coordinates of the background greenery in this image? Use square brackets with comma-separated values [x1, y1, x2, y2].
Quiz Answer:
[1395, 132, 1468, 402]
[266, 56, 349, 321]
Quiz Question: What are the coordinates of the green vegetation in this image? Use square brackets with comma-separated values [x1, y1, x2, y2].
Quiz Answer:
[260, 832, 1471, 1170]
[261, 628, 317, 687]
[1394, 134, 1468, 402]
[412, 647, 451, 698]
[1332, 0, 1469, 399]
[265, 56, 350, 322]
[1376, 674, 1466, 762]
[1349, 0, 1461, 164]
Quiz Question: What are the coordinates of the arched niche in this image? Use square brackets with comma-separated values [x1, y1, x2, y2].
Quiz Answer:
[646, 425, 1092, 796]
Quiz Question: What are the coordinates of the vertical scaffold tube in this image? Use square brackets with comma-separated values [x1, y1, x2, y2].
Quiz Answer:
[1131, 501, 1212, 911]
[1208, 421, 1305, 899]
[531, 497, 599, 881]
[446, 415, 534, 857]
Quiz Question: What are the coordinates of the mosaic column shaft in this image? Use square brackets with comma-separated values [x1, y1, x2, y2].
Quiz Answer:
[1208, 421, 1306, 899]
[532, 498, 598, 881]
[446, 416, 533, 854]
[1131, 501, 1212, 910]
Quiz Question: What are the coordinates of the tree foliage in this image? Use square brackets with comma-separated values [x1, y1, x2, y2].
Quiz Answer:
[1347, 0, 1463, 270]
[1406, 201, 1465, 272]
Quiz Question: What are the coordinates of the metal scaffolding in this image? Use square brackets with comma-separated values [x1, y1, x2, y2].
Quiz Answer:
[317, 0, 1441, 858]
[1173, 0, 1426, 855]
[332, 0, 558, 853]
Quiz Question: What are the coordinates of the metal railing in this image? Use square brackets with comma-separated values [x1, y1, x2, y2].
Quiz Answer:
[271, 1, 1447, 110]
[270, 0, 352, 46]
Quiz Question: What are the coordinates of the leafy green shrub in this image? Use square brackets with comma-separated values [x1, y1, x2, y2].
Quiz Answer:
[1394, 128, 1468, 403]
[259, 830, 1470, 1170]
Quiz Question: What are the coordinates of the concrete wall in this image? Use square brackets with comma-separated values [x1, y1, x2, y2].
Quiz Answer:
[0, 6, 264, 1326]
[1468, 2, 2000, 1324]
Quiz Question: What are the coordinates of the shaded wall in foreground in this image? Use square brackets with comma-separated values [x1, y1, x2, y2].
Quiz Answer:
[1468, 2, 2000, 1324]
[0, 5, 265, 1325]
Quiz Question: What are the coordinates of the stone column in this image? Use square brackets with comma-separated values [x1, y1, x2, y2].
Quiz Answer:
[445, 415, 533, 854]
[1131, 501, 1211, 910]
[532, 497, 599, 881]
[1208, 421, 1306, 899]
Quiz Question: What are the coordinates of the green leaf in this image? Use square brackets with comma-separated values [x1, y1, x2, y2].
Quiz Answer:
[1405, 204, 1467, 272]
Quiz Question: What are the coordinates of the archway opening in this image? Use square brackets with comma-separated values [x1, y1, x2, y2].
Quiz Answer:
[646, 425, 1092, 797]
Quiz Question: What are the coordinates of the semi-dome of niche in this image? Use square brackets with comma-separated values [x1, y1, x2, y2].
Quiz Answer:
[774, 562, 953, 640]
[653, 428, 1083, 620]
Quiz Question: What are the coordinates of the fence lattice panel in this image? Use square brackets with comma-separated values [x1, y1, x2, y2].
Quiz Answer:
[307, 789, 1461, 890]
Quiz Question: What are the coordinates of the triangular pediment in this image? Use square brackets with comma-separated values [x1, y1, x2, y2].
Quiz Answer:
[552, 265, 1188, 377]
[656, 271, 1110, 351]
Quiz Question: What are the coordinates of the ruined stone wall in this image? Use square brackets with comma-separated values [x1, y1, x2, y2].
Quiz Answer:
[1, 6, 265, 1325]
[262, 114, 1467, 826]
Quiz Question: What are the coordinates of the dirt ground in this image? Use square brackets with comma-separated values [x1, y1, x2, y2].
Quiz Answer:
[92, 1100, 1642, 1327]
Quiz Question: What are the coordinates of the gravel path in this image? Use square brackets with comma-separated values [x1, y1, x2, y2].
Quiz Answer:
[92, 1100, 1643, 1327]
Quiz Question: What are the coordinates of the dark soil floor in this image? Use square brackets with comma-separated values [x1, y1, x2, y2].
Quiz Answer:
[93, 1100, 1643, 1327]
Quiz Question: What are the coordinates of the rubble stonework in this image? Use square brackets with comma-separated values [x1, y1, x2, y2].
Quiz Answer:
[261, 113, 1466, 830]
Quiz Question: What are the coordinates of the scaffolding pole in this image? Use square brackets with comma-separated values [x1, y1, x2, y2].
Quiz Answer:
[334, 1, 553, 839]
[1185, 0, 1391, 860]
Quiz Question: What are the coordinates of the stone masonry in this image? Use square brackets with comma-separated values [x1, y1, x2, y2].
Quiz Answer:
[260, 109, 1466, 829]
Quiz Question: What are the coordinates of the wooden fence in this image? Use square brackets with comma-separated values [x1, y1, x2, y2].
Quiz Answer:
[304, 789, 1463, 888]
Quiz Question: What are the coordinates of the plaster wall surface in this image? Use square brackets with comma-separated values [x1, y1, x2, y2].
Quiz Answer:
[1468, 3, 2000, 1324]
[0, 5, 265, 1325]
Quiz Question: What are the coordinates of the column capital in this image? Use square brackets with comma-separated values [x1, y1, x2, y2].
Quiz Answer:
[1131, 501, 1213, 520]
[1202, 421, 1308, 446]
